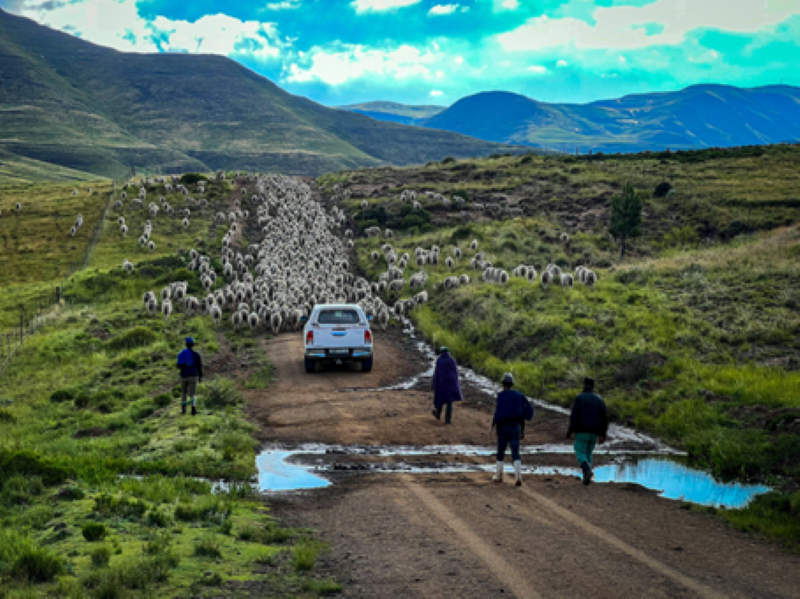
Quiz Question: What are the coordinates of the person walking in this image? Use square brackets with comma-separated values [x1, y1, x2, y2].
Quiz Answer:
[431, 347, 462, 424]
[491, 373, 534, 486]
[177, 337, 203, 415]
[566, 377, 609, 485]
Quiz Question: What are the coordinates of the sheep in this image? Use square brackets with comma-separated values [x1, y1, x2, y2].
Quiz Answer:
[560, 233, 570, 245]
[561, 274, 574, 288]
[210, 304, 222, 326]
[459, 274, 471, 285]
[378, 309, 390, 331]
[162, 299, 173, 321]
[182, 218, 190, 229]
[507, 207, 523, 218]
[385, 228, 394, 238]
[148, 240, 155, 253]
[541, 270, 553, 288]
[584, 270, 598, 287]
[247, 312, 260, 331]
[445, 257, 455, 271]
[69, 226, 76, 237]
[120, 225, 128, 237]
[453, 247, 462, 259]
[361, 200, 368, 209]
[123, 259, 134, 274]
[270, 312, 282, 335]
[232, 311, 243, 331]
[15, 203, 21, 212]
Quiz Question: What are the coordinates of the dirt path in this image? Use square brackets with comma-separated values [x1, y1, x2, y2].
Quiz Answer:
[249, 332, 800, 598]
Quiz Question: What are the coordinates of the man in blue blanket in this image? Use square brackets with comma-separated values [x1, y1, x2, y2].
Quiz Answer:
[491, 373, 534, 486]
[177, 337, 203, 415]
[431, 347, 462, 424]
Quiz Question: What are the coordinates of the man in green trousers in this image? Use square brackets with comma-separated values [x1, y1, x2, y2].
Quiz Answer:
[566, 377, 609, 485]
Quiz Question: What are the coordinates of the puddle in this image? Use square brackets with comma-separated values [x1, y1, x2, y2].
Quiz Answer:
[256, 447, 768, 508]
[257, 450, 330, 492]
[592, 458, 770, 508]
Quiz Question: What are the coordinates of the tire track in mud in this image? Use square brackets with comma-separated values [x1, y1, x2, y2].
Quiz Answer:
[402, 477, 542, 599]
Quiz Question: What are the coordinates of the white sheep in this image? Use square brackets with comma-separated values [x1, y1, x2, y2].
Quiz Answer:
[162, 299, 173, 321]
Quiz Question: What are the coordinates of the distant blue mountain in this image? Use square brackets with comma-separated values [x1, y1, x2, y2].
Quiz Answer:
[344, 85, 800, 153]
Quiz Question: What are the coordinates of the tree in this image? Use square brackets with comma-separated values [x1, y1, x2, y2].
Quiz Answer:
[609, 182, 642, 258]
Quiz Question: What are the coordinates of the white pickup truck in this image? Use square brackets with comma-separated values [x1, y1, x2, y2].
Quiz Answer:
[302, 304, 373, 373]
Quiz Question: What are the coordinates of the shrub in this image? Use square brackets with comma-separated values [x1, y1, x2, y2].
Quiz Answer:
[180, 173, 208, 185]
[58, 485, 85, 501]
[93, 494, 147, 519]
[50, 388, 77, 403]
[293, 539, 323, 572]
[203, 378, 243, 409]
[0, 450, 69, 488]
[74, 393, 92, 409]
[174, 495, 227, 522]
[91, 545, 112, 568]
[653, 181, 673, 198]
[194, 537, 222, 559]
[106, 327, 158, 352]
[9, 546, 64, 582]
[82, 523, 107, 542]
[441, 156, 456, 164]
[146, 509, 170, 528]
[120, 358, 138, 370]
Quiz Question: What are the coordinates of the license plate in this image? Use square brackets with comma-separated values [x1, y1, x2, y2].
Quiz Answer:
[329, 349, 349, 356]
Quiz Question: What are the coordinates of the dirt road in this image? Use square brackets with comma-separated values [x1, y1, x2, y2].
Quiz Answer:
[248, 332, 800, 598]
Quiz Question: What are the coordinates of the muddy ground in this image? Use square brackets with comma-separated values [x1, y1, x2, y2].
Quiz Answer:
[246, 331, 800, 598]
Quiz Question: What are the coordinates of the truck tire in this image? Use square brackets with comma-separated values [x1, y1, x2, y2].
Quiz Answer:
[305, 358, 316, 374]
[361, 357, 373, 373]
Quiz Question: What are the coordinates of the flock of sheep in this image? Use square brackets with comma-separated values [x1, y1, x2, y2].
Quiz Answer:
[110, 172, 600, 335]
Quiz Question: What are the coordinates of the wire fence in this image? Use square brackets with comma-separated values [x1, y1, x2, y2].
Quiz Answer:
[0, 169, 135, 376]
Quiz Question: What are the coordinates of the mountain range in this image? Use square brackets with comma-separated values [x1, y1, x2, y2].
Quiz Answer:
[0, 9, 512, 182]
[341, 86, 800, 153]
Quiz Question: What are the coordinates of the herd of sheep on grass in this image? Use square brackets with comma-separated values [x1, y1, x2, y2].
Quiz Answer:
[114, 173, 600, 335]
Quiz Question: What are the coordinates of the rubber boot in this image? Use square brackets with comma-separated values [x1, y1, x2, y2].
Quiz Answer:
[581, 461, 593, 486]
[181, 402, 187, 415]
[513, 460, 522, 487]
[491, 462, 504, 483]
[191, 399, 197, 416]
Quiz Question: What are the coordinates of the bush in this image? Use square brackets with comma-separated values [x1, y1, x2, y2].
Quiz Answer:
[203, 378, 243, 409]
[194, 537, 222, 559]
[653, 181, 673, 198]
[441, 156, 456, 164]
[82, 523, 107, 542]
[174, 495, 227, 522]
[146, 509, 170, 528]
[94, 494, 148, 519]
[0, 449, 69, 488]
[0, 530, 64, 583]
[293, 539, 323, 572]
[91, 545, 112, 568]
[180, 173, 208, 185]
[50, 388, 77, 403]
[58, 485, 85, 501]
[106, 327, 158, 352]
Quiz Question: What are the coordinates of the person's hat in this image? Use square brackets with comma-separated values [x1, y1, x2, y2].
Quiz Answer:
[583, 377, 595, 389]
[185, 337, 195, 346]
[439, 346, 449, 354]
[501, 372, 514, 386]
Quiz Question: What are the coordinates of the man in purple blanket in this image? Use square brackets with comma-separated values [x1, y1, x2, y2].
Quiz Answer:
[431, 347, 462, 424]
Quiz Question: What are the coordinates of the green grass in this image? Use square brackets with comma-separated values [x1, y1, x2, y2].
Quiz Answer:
[0, 251, 338, 596]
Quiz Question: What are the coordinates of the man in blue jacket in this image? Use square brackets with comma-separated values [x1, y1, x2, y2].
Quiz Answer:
[491, 373, 534, 486]
[567, 377, 609, 485]
[177, 337, 203, 415]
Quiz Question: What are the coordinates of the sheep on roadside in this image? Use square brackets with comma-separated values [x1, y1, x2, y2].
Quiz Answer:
[210, 304, 222, 326]
[162, 299, 173, 322]
[248, 312, 260, 331]
[561, 274, 574, 288]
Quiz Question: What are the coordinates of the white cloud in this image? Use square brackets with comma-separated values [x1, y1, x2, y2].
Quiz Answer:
[20, 0, 283, 59]
[495, 0, 519, 11]
[496, 0, 800, 52]
[527, 65, 548, 75]
[428, 4, 458, 16]
[351, 0, 421, 13]
[287, 44, 436, 85]
[264, 1, 301, 9]
[556, 59, 569, 67]
[430, 90, 444, 97]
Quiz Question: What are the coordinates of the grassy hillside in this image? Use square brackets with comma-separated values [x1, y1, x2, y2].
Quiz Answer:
[0, 8, 514, 182]
[330, 147, 800, 548]
[338, 102, 446, 125]
[0, 174, 340, 596]
[416, 85, 800, 152]
[322, 144, 800, 248]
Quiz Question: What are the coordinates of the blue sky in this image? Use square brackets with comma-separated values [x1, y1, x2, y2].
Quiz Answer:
[5, 0, 800, 106]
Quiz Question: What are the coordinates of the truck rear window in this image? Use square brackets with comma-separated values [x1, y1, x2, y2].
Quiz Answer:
[318, 310, 360, 325]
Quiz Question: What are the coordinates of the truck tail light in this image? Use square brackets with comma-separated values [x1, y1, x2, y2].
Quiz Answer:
[364, 330, 372, 345]
[306, 330, 313, 345]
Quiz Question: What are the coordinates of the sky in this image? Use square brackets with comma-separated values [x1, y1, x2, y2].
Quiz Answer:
[3, 0, 800, 107]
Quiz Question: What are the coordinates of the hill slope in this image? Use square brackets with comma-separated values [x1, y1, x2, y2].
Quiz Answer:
[338, 102, 446, 125]
[395, 86, 800, 153]
[0, 9, 512, 180]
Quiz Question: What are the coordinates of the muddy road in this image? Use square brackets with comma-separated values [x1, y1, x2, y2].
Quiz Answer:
[247, 332, 800, 598]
